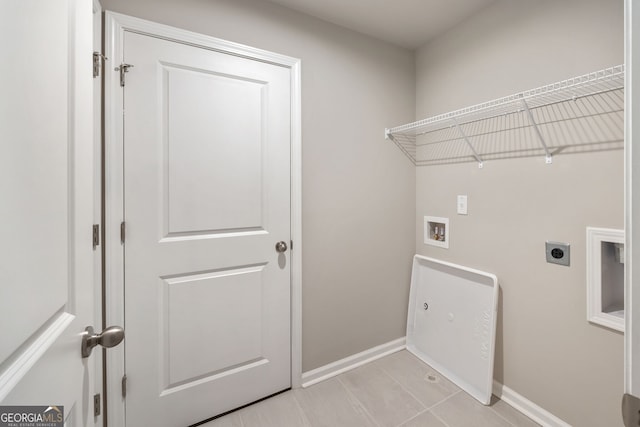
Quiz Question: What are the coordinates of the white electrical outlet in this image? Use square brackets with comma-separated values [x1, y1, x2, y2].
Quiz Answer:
[457, 195, 468, 215]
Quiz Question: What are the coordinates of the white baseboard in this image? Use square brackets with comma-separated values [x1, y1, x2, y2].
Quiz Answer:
[301, 337, 406, 388]
[493, 381, 571, 427]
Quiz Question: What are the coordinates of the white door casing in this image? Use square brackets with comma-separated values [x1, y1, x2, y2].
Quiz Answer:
[0, 0, 97, 424]
[104, 13, 302, 426]
[626, 0, 640, 398]
[92, 2, 105, 426]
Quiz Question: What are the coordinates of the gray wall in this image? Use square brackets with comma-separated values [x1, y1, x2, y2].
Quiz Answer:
[415, 0, 624, 425]
[101, 0, 416, 371]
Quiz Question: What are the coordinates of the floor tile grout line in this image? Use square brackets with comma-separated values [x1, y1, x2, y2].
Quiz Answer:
[377, 352, 465, 412]
[374, 363, 427, 412]
[290, 389, 314, 427]
[430, 410, 453, 427]
[238, 410, 246, 427]
[336, 375, 384, 427]
[374, 354, 462, 427]
[425, 391, 464, 427]
[426, 389, 462, 412]
[376, 364, 428, 411]
[397, 352, 535, 426]
[393, 407, 431, 427]
[489, 402, 540, 427]
[489, 404, 519, 427]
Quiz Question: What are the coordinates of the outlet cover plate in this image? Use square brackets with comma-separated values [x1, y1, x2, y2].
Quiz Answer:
[457, 195, 468, 215]
[546, 241, 570, 266]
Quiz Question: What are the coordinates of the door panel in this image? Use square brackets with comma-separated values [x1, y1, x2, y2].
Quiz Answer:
[163, 265, 266, 387]
[0, 0, 71, 365]
[164, 64, 266, 235]
[123, 31, 291, 426]
[0, 0, 95, 424]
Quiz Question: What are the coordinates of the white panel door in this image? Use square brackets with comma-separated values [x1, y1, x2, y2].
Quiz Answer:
[122, 32, 291, 426]
[0, 0, 96, 425]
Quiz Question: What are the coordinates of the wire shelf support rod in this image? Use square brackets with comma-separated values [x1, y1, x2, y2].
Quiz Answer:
[452, 118, 484, 168]
[520, 98, 553, 164]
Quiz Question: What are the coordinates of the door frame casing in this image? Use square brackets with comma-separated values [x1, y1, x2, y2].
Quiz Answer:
[92, 2, 104, 426]
[626, 0, 640, 396]
[103, 12, 302, 426]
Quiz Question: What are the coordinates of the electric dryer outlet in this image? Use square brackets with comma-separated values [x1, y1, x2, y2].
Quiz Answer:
[545, 241, 570, 266]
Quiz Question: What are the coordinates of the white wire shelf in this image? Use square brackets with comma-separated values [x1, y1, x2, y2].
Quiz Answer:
[385, 65, 625, 167]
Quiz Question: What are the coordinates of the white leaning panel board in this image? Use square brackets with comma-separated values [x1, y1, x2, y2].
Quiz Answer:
[406, 255, 498, 405]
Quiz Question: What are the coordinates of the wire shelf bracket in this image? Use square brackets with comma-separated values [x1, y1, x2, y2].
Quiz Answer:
[520, 98, 552, 164]
[385, 129, 416, 164]
[452, 118, 484, 168]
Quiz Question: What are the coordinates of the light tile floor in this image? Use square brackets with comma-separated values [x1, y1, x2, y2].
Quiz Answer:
[201, 350, 539, 427]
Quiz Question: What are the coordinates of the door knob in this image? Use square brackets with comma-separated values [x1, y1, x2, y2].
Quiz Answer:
[82, 325, 124, 358]
[275, 241, 288, 253]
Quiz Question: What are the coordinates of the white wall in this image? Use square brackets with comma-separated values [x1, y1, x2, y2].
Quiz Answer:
[100, 0, 416, 372]
[415, 0, 624, 425]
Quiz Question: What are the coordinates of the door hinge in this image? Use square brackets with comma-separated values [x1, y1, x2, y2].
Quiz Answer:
[93, 51, 107, 78]
[93, 393, 101, 417]
[122, 374, 127, 398]
[93, 224, 100, 249]
[120, 221, 126, 245]
[116, 63, 134, 87]
[290, 240, 293, 251]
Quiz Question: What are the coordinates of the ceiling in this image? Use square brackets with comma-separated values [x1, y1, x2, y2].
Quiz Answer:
[265, 0, 498, 49]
